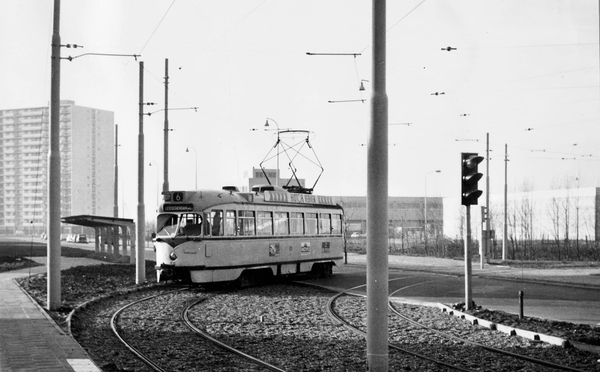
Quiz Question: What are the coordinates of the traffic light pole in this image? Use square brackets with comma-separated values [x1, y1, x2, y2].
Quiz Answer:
[461, 152, 482, 312]
[464, 205, 473, 310]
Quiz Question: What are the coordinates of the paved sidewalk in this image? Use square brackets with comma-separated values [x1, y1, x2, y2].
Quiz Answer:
[0, 258, 103, 372]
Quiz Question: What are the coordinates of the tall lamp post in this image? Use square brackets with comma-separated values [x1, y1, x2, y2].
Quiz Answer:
[185, 146, 198, 189]
[424, 170, 441, 249]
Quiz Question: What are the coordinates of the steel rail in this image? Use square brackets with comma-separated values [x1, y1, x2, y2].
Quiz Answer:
[387, 287, 588, 372]
[182, 298, 287, 372]
[110, 289, 184, 372]
[324, 280, 474, 372]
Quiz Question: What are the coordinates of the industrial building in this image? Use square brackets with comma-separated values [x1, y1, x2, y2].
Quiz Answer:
[0, 100, 114, 235]
[338, 196, 444, 243]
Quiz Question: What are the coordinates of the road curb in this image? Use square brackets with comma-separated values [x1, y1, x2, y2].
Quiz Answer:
[438, 303, 600, 355]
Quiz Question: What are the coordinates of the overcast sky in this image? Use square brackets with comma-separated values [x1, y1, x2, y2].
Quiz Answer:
[1, 0, 599, 219]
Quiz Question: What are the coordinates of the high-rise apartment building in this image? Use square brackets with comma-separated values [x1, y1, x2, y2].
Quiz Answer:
[0, 100, 114, 235]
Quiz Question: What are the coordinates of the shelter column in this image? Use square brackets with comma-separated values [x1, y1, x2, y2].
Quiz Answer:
[130, 223, 137, 265]
[100, 227, 106, 253]
[113, 226, 120, 255]
[94, 228, 100, 253]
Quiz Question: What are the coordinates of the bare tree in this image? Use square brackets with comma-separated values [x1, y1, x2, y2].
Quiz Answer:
[549, 189, 562, 260]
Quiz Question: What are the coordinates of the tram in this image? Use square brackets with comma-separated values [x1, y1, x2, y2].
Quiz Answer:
[153, 185, 344, 284]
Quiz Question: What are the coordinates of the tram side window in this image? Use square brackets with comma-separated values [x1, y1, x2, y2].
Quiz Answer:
[331, 214, 342, 234]
[319, 213, 331, 235]
[305, 213, 318, 235]
[290, 212, 303, 235]
[239, 210, 255, 236]
[205, 210, 223, 237]
[179, 213, 203, 236]
[224, 210, 237, 236]
[257, 211, 273, 236]
[274, 212, 289, 235]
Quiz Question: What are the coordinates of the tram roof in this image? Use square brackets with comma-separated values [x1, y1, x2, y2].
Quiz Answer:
[161, 189, 341, 212]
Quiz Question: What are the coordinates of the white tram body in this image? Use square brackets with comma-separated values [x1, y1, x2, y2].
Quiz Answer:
[154, 186, 344, 283]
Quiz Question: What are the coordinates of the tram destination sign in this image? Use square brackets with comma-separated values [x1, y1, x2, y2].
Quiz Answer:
[264, 191, 335, 205]
[163, 203, 194, 212]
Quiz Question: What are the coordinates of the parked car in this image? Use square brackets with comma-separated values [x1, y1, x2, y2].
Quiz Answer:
[75, 234, 88, 243]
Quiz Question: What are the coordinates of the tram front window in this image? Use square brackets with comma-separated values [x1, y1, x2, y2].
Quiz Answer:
[156, 214, 179, 237]
[156, 213, 203, 238]
[179, 213, 203, 236]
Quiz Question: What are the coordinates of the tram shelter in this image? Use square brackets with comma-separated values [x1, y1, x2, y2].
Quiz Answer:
[61, 215, 136, 263]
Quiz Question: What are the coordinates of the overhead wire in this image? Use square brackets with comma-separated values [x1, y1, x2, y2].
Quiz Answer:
[360, 0, 428, 54]
[137, 0, 177, 55]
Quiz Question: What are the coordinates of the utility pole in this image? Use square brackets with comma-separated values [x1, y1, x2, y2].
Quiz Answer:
[48, 0, 62, 310]
[503, 144, 508, 260]
[163, 58, 169, 193]
[486, 133, 490, 261]
[137, 61, 146, 284]
[114, 124, 119, 218]
[481, 133, 490, 268]
[367, 0, 389, 370]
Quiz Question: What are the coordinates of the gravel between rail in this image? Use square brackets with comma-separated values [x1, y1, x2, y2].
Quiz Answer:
[14, 262, 600, 371]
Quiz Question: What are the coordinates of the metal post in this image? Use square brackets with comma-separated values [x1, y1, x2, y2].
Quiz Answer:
[48, 0, 61, 311]
[424, 183, 427, 249]
[485, 132, 490, 262]
[424, 170, 440, 250]
[464, 205, 473, 310]
[367, 0, 388, 370]
[136, 61, 146, 284]
[503, 144, 508, 260]
[480, 205, 486, 269]
[114, 124, 119, 218]
[519, 291, 524, 319]
[162, 58, 169, 193]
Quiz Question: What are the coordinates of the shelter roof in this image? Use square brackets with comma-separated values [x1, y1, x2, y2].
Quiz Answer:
[61, 215, 135, 228]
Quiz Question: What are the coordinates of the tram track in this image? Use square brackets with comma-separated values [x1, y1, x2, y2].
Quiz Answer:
[68, 280, 600, 371]
[325, 278, 598, 372]
[107, 287, 289, 371]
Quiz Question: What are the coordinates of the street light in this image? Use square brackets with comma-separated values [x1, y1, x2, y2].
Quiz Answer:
[359, 79, 369, 91]
[424, 170, 441, 249]
[185, 146, 198, 189]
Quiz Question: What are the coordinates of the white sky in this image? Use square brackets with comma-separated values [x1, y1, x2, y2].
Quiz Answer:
[1, 0, 599, 220]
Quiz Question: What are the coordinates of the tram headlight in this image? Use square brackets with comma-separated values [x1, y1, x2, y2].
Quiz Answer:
[169, 252, 178, 261]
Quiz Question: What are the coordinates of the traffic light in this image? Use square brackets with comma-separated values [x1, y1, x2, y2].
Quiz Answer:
[461, 152, 484, 206]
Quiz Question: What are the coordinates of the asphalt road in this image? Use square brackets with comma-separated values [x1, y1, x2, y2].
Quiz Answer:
[301, 265, 600, 326]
